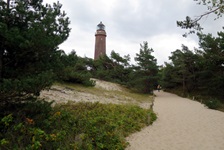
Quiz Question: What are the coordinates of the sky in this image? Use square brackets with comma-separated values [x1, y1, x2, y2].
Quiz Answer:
[45, 0, 224, 65]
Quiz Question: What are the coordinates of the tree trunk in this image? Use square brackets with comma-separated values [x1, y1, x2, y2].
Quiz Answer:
[7, 0, 10, 9]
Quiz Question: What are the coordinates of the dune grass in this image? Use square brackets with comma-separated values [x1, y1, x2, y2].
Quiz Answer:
[55, 81, 154, 104]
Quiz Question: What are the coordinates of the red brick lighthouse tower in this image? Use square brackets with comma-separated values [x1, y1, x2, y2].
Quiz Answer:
[94, 22, 106, 60]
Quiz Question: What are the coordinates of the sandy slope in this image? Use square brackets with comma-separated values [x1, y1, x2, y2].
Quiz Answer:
[40, 79, 152, 108]
[40, 79, 123, 104]
[126, 91, 224, 150]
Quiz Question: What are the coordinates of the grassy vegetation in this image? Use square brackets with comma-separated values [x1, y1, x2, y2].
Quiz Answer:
[1, 83, 157, 150]
[55, 81, 154, 104]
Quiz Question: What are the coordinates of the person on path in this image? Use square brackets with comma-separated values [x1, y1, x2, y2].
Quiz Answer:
[157, 85, 161, 92]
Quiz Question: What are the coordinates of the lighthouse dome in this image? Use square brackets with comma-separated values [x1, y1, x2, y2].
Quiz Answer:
[97, 21, 105, 30]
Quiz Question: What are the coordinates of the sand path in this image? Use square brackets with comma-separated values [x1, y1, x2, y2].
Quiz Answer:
[126, 91, 224, 150]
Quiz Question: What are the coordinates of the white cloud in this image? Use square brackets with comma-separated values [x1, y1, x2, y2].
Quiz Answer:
[148, 34, 199, 65]
[43, 0, 223, 65]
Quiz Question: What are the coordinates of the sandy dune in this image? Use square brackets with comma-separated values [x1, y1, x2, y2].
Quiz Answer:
[40, 79, 152, 108]
[126, 91, 224, 150]
[40, 79, 127, 105]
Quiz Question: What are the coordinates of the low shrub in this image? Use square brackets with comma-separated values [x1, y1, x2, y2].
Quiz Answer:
[0, 100, 156, 150]
[204, 99, 222, 110]
[56, 102, 156, 149]
[60, 67, 95, 87]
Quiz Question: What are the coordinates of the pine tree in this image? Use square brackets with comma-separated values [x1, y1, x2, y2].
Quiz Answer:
[130, 41, 158, 93]
[0, 0, 70, 105]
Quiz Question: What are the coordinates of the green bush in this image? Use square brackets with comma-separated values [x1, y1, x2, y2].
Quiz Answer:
[0, 100, 156, 150]
[204, 99, 221, 110]
[0, 71, 54, 106]
[60, 67, 95, 87]
[57, 102, 156, 149]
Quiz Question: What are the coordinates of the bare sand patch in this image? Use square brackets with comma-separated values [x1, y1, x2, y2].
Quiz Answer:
[126, 91, 224, 150]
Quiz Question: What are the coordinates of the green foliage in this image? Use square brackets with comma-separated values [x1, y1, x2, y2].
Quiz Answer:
[0, 0, 70, 104]
[0, 71, 54, 105]
[194, 0, 224, 18]
[1, 114, 13, 127]
[129, 41, 159, 93]
[177, 0, 224, 36]
[0, 100, 156, 150]
[162, 30, 224, 110]
[53, 51, 95, 86]
[160, 63, 180, 89]
[135, 42, 158, 71]
[204, 99, 222, 110]
[196, 32, 224, 98]
[149, 110, 157, 124]
[163, 45, 200, 94]
[92, 43, 159, 94]
[92, 51, 132, 85]
[54, 102, 156, 149]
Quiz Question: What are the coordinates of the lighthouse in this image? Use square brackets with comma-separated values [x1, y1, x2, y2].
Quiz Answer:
[94, 22, 106, 60]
